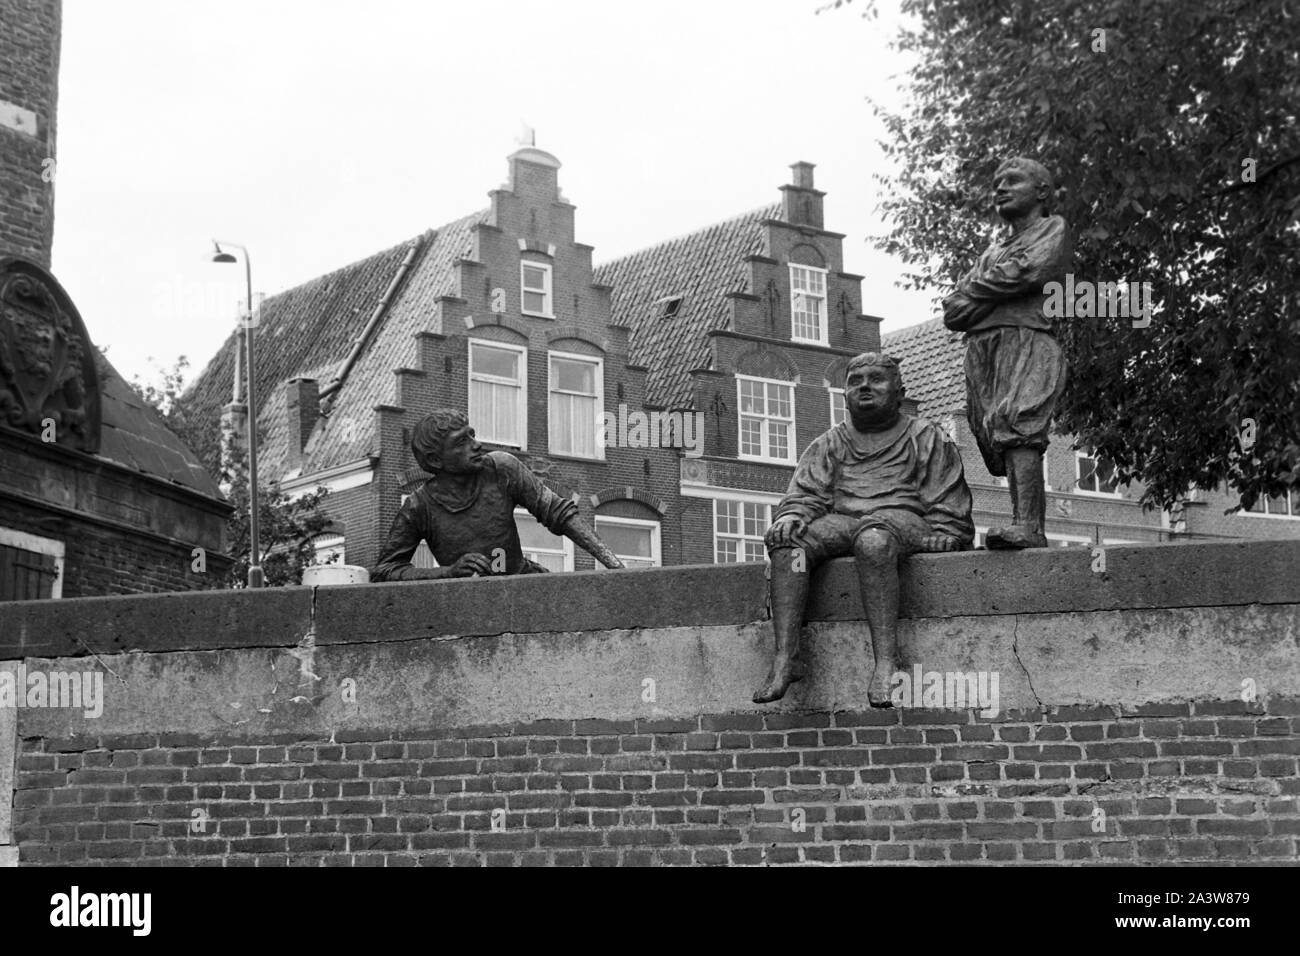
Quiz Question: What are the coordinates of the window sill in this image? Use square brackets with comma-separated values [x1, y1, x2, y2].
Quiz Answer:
[738, 454, 796, 466]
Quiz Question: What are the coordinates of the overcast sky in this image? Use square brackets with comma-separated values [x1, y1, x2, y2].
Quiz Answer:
[51, 0, 937, 390]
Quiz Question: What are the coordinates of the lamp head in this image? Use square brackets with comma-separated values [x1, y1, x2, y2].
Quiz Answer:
[211, 240, 238, 263]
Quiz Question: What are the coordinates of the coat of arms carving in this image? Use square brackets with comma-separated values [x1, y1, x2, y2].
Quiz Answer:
[0, 258, 101, 453]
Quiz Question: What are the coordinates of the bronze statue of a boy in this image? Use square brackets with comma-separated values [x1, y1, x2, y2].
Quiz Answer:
[371, 409, 625, 580]
[942, 156, 1072, 549]
[754, 353, 974, 706]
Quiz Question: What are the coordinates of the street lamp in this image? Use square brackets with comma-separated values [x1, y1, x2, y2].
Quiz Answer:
[211, 239, 265, 589]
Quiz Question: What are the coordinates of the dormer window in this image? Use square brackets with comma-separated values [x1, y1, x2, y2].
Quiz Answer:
[658, 296, 683, 320]
[790, 264, 828, 345]
[522, 261, 553, 317]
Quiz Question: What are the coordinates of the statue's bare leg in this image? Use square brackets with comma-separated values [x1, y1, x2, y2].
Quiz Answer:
[986, 447, 1048, 549]
[753, 547, 810, 704]
[854, 528, 901, 707]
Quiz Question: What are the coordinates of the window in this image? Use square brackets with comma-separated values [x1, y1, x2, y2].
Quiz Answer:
[594, 516, 660, 569]
[515, 509, 574, 571]
[1243, 489, 1299, 519]
[790, 264, 828, 344]
[1075, 449, 1120, 496]
[521, 260, 552, 317]
[0, 528, 64, 601]
[714, 499, 771, 563]
[549, 351, 603, 459]
[469, 340, 526, 448]
[659, 296, 683, 319]
[737, 375, 795, 463]
[828, 387, 847, 427]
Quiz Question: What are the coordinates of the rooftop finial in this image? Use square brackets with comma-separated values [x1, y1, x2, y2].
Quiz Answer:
[516, 121, 536, 148]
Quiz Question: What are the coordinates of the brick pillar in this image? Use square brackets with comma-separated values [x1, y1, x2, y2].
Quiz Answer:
[0, 0, 62, 268]
[780, 161, 825, 230]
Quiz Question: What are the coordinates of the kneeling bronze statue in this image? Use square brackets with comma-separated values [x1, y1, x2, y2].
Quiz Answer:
[372, 409, 625, 580]
[754, 353, 974, 706]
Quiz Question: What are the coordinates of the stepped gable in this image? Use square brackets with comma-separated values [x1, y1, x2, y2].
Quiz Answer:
[594, 204, 778, 410]
[881, 317, 967, 420]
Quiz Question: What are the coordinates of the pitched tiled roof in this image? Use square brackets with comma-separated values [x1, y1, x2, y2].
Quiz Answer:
[95, 353, 223, 498]
[881, 317, 967, 420]
[594, 205, 779, 409]
[185, 210, 488, 481]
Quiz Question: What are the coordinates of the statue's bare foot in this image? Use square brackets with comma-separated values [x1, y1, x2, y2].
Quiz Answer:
[985, 525, 1047, 549]
[867, 665, 896, 708]
[752, 657, 804, 704]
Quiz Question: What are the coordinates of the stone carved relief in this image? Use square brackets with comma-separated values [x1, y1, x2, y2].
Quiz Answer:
[0, 258, 100, 453]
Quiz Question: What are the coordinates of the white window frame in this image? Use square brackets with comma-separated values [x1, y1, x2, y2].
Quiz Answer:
[514, 508, 574, 571]
[713, 498, 772, 564]
[736, 374, 797, 465]
[828, 387, 847, 428]
[468, 338, 528, 450]
[521, 260, 554, 318]
[1074, 449, 1122, 498]
[594, 515, 661, 569]
[789, 263, 829, 346]
[0, 527, 64, 599]
[548, 350, 604, 460]
[1239, 489, 1300, 520]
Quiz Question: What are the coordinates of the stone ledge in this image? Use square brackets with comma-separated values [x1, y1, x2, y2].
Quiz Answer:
[0, 540, 1295, 660]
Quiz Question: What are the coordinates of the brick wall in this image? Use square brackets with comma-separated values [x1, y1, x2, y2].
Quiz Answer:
[0, 0, 61, 268]
[1, 485, 230, 599]
[12, 700, 1298, 866]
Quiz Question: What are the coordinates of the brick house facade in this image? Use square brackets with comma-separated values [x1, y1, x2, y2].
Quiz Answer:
[188, 147, 683, 573]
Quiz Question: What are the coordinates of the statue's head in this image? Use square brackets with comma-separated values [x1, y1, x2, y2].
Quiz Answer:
[992, 156, 1053, 220]
[844, 352, 904, 431]
[411, 409, 485, 474]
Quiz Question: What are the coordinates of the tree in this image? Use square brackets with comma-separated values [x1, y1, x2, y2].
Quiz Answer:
[132, 356, 334, 587]
[841, 0, 1300, 510]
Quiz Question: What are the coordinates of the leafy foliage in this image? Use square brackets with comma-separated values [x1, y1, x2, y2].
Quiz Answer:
[132, 356, 333, 587]
[848, 0, 1300, 510]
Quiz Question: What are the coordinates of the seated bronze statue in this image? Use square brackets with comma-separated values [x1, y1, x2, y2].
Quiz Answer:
[371, 409, 625, 580]
[754, 353, 975, 706]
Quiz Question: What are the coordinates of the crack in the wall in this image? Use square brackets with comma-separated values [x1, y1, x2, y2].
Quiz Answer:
[1009, 615, 1044, 713]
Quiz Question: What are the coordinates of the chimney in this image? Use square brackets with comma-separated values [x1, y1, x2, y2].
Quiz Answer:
[780, 161, 825, 229]
[284, 377, 319, 470]
[506, 138, 562, 202]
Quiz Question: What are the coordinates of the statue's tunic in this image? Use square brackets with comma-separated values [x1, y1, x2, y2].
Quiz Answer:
[773, 415, 974, 557]
[371, 451, 576, 581]
[943, 214, 1071, 475]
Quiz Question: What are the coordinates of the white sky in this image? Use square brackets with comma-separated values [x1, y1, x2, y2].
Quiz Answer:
[50, 0, 936, 389]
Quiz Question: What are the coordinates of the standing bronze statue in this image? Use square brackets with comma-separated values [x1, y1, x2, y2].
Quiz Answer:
[372, 410, 625, 580]
[943, 157, 1072, 549]
[753, 354, 974, 706]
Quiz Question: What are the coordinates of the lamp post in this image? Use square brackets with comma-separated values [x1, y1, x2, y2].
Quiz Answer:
[211, 240, 265, 589]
